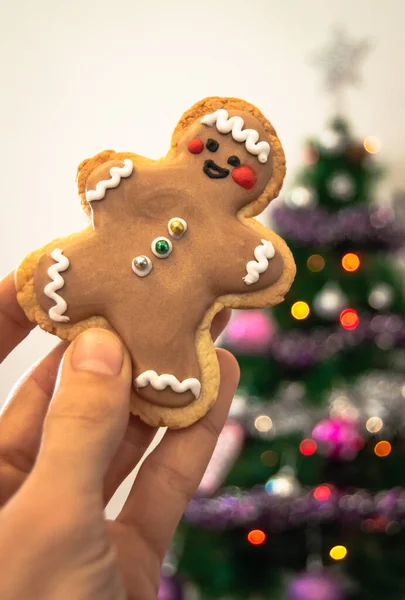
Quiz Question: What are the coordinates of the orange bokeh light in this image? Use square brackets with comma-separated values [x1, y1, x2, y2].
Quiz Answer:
[342, 253, 360, 272]
[364, 136, 382, 154]
[313, 485, 332, 502]
[247, 529, 267, 545]
[340, 308, 360, 330]
[374, 441, 392, 457]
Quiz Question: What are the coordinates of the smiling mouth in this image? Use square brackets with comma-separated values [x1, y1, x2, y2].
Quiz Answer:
[203, 159, 230, 179]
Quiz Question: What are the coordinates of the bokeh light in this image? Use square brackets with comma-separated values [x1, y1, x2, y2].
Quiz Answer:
[291, 301, 310, 320]
[247, 529, 266, 545]
[374, 440, 392, 457]
[366, 416, 383, 433]
[386, 521, 401, 535]
[300, 438, 317, 456]
[254, 415, 273, 433]
[330, 545, 348, 561]
[226, 310, 273, 353]
[364, 136, 382, 154]
[302, 146, 319, 165]
[307, 254, 325, 272]
[340, 308, 359, 330]
[260, 450, 278, 467]
[266, 470, 297, 497]
[342, 252, 360, 272]
[313, 485, 332, 502]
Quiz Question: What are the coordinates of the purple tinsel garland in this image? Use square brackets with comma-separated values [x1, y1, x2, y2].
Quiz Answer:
[268, 314, 405, 368]
[272, 205, 405, 249]
[185, 487, 405, 530]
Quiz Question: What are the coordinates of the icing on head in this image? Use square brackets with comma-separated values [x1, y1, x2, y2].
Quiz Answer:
[201, 109, 270, 164]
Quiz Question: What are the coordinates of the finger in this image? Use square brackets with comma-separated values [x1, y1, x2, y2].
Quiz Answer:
[0, 272, 35, 363]
[103, 308, 231, 504]
[34, 329, 132, 499]
[118, 349, 239, 556]
[103, 415, 157, 504]
[210, 308, 231, 342]
[0, 342, 67, 505]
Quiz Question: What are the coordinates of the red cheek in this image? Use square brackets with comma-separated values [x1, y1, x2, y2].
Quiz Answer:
[231, 165, 257, 190]
[188, 138, 204, 154]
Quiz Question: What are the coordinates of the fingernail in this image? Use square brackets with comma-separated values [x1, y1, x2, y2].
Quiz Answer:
[71, 329, 124, 376]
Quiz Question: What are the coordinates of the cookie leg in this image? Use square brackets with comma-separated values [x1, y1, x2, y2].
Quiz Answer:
[104, 306, 202, 409]
[132, 337, 201, 408]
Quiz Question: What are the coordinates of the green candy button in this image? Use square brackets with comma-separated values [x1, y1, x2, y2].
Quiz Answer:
[155, 239, 170, 255]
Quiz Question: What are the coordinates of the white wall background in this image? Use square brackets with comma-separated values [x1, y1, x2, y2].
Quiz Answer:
[1, 0, 404, 512]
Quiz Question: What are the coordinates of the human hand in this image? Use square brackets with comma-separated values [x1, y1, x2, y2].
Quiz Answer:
[0, 272, 239, 600]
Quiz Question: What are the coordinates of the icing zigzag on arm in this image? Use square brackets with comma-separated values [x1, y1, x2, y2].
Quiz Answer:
[135, 370, 202, 399]
[244, 239, 275, 285]
[86, 159, 133, 202]
[44, 248, 70, 322]
[201, 109, 270, 164]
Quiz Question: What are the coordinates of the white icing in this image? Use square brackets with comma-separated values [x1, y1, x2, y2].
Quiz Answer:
[44, 249, 70, 322]
[132, 255, 153, 277]
[168, 217, 188, 239]
[86, 158, 133, 202]
[151, 237, 173, 258]
[201, 109, 270, 164]
[244, 239, 275, 285]
[135, 370, 201, 399]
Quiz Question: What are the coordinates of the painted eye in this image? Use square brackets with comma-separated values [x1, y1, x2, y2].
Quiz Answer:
[132, 255, 153, 277]
[206, 138, 219, 152]
[151, 237, 173, 258]
[188, 138, 204, 154]
[227, 155, 241, 167]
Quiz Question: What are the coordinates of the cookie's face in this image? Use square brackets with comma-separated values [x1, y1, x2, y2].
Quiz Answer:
[176, 109, 274, 212]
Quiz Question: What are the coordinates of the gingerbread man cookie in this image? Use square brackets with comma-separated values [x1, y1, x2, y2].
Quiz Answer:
[16, 97, 296, 428]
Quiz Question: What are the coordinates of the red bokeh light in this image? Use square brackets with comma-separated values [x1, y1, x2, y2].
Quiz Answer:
[300, 438, 318, 456]
[340, 308, 360, 330]
[313, 485, 332, 502]
[247, 529, 266, 545]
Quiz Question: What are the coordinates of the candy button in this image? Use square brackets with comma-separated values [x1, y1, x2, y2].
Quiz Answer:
[132, 255, 153, 277]
[152, 237, 173, 258]
[168, 217, 188, 240]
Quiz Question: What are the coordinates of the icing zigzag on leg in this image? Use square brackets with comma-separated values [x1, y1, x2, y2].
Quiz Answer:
[86, 159, 133, 202]
[135, 370, 201, 399]
[44, 248, 70, 322]
[243, 239, 275, 285]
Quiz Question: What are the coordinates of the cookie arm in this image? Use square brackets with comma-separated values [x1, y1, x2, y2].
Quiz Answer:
[84, 157, 187, 227]
[84, 158, 135, 228]
[214, 220, 295, 307]
[16, 230, 108, 335]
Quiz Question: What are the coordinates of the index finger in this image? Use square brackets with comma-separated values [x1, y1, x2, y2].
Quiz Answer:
[0, 272, 35, 363]
[117, 349, 240, 556]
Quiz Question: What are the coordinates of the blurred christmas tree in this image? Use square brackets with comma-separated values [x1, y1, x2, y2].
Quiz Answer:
[161, 30, 405, 600]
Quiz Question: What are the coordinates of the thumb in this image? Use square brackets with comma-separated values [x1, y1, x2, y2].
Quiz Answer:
[35, 328, 132, 494]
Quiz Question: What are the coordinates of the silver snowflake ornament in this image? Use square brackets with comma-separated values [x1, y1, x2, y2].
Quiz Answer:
[313, 28, 372, 94]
